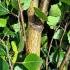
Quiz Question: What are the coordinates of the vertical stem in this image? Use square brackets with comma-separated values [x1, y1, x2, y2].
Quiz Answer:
[18, 0, 26, 41]
[40, 0, 50, 70]
[40, 0, 50, 15]
[6, 37, 13, 70]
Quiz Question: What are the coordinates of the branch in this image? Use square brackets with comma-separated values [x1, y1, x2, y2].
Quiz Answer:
[28, 0, 39, 22]
[58, 47, 70, 70]
[10, 12, 18, 18]
[18, 0, 26, 41]
[40, 0, 50, 15]
[42, 0, 50, 14]
[48, 25, 60, 55]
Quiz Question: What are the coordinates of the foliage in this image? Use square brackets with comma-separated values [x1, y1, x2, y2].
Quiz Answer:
[0, 0, 70, 70]
[0, 3, 9, 15]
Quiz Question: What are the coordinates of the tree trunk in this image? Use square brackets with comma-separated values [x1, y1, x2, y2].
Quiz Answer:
[26, 0, 49, 70]
[26, 23, 43, 56]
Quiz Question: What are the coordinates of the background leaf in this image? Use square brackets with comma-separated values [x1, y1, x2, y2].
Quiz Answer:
[11, 0, 18, 10]
[67, 31, 70, 43]
[47, 16, 60, 29]
[0, 48, 6, 56]
[41, 35, 48, 48]
[0, 58, 9, 70]
[49, 4, 61, 17]
[21, 0, 31, 10]
[0, 18, 7, 27]
[60, 0, 70, 6]
[12, 23, 20, 33]
[3, 27, 15, 37]
[18, 37, 24, 53]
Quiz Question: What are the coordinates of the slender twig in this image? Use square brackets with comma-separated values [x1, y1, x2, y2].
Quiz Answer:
[40, 0, 50, 70]
[60, 23, 68, 47]
[41, 0, 50, 70]
[48, 25, 60, 55]
[9, 12, 18, 18]
[18, 0, 26, 41]
[58, 47, 70, 70]
[6, 36, 13, 70]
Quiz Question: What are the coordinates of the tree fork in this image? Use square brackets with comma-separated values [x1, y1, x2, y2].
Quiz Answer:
[26, 0, 50, 56]
[26, 0, 41, 56]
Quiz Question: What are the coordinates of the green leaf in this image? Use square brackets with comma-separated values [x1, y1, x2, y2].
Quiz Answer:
[12, 53, 18, 64]
[0, 18, 7, 27]
[60, 0, 70, 6]
[0, 58, 9, 70]
[34, 7, 47, 21]
[23, 54, 43, 70]
[12, 23, 20, 33]
[0, 48, 6, 56]
[11, 41, 18, 64]
[53, 29, 63, 40]
[49, 4, 61, 17]
[47, 16, 60, 29]
[11, 41, 18, 53]
[21, 0, 31, 10]
[67, 31, 70, 43]
[0, 3, 9, 15]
